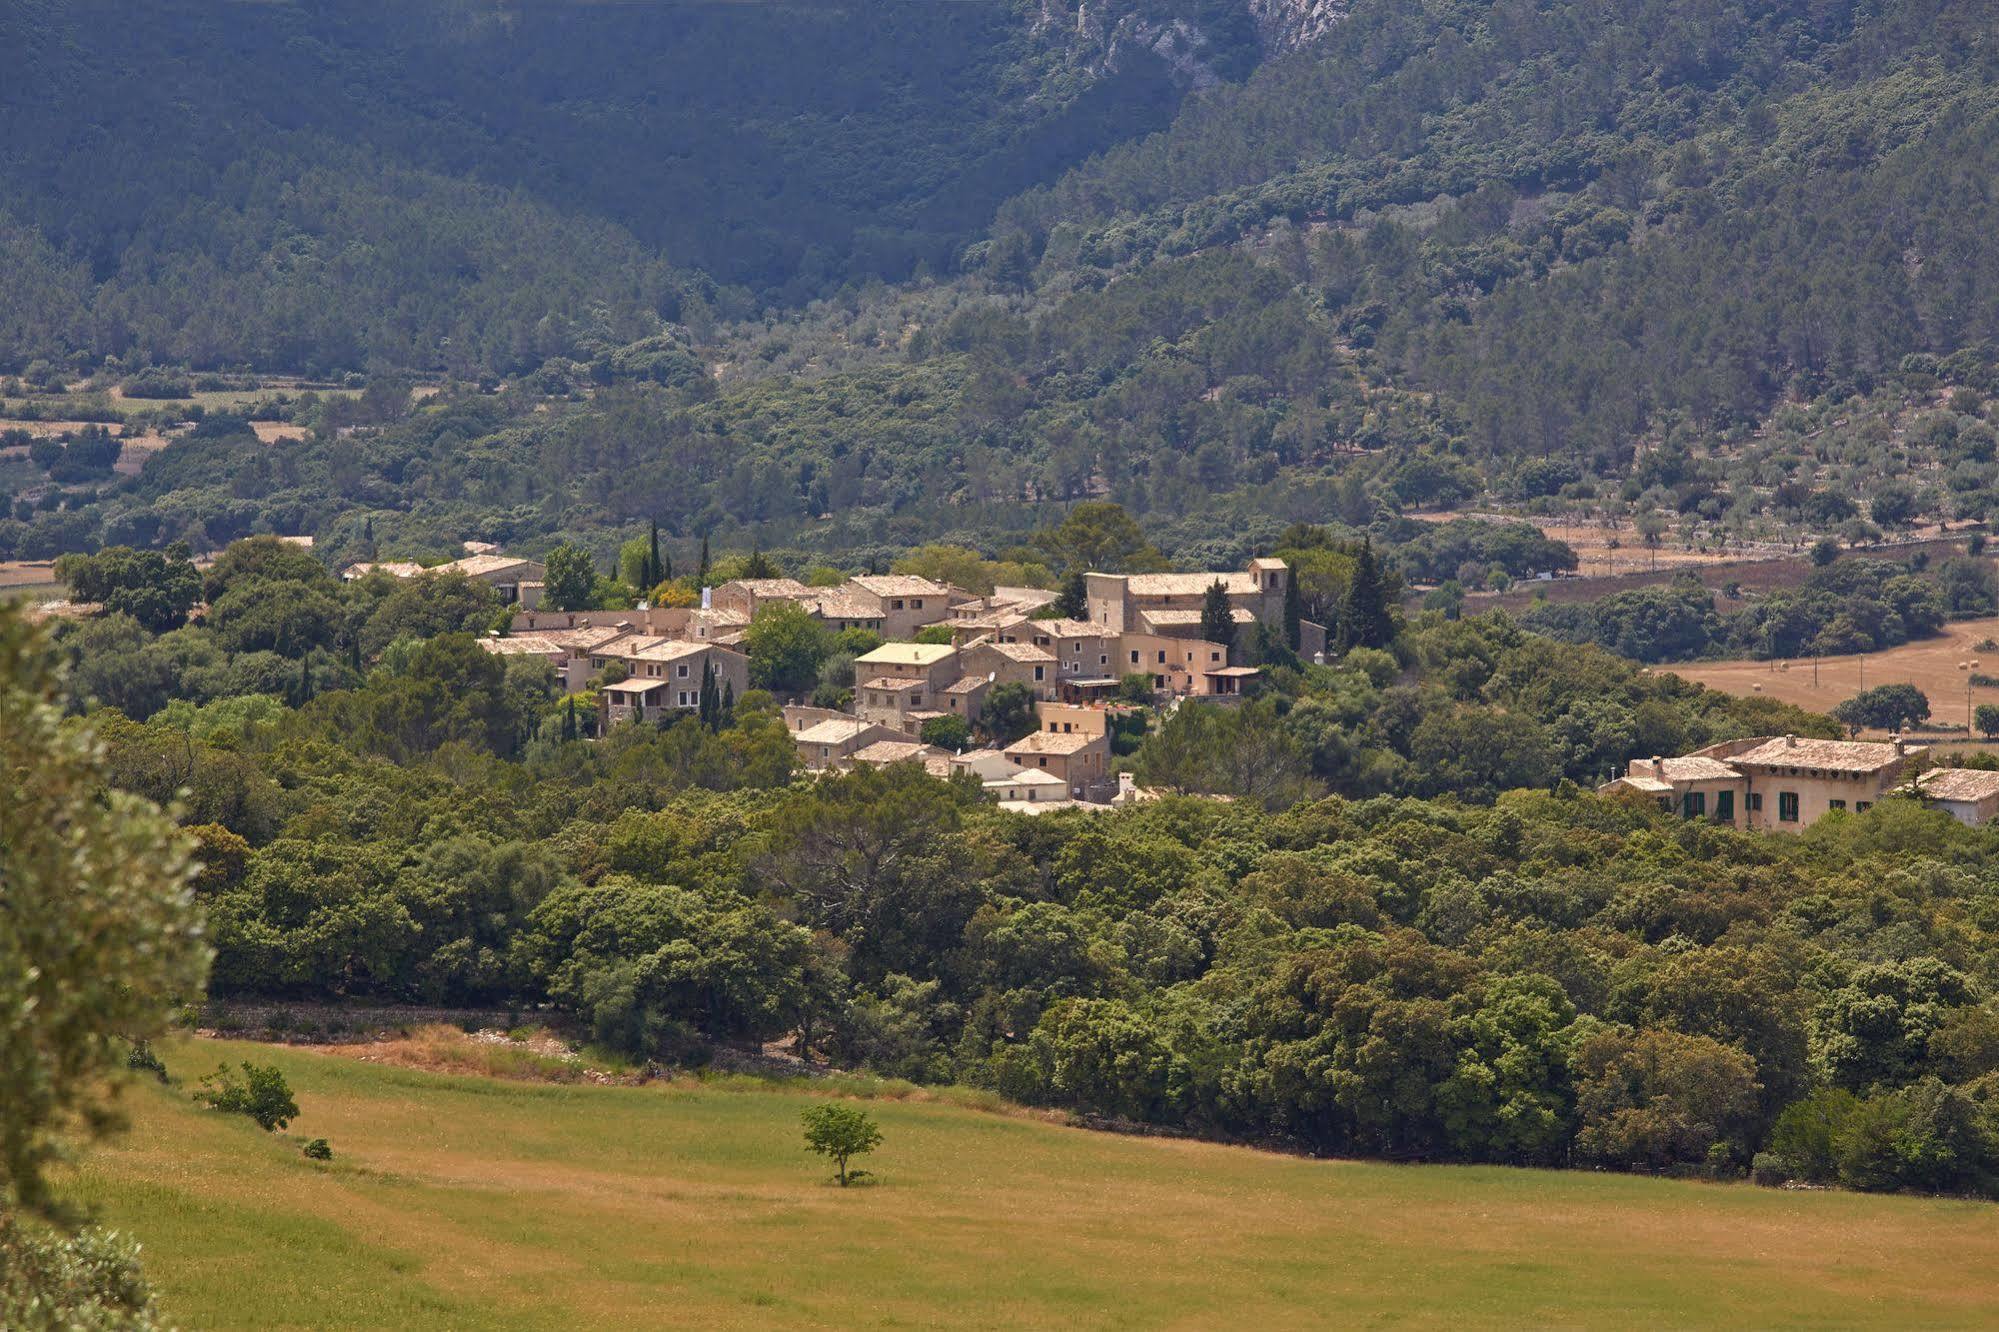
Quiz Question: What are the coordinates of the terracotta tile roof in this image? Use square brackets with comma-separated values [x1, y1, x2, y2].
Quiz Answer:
[852, 574, 957, 598]
[977, 641, 1057, 664]
[1122, 571, 1262, 597]
[1915, 767, 1999, 802]
[858, 676, 927, 691]
[1140, 607, 1257, 627]
[448, 553, 540, 578]
[854, 643, 958, 668]
[805, 589, 880, 620]
[1730, 736, 1924, 773]
[724, 578, 813, 598]
[1005, 731, 1104, 756]
[848, 740, 949, 766]
[343, 560, 425, 579]
[1652, 756, 1743, 782]
[618, 637, 724, 663]
[479, 635, 566, 657]
[943, 675, 991, 695]
[1026, 618, 1106, 638]
[794, 718, 882, 745]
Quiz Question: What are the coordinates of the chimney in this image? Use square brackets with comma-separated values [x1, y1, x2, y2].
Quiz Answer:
[701, 586, 712, 610]
[1650, 755, 1663, 776]
[1785, 734, 1797, 748]
[1893, 735, 1906, 755]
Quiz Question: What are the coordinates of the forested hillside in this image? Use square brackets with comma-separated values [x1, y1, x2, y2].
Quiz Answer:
[4, 0, 1998, 570]
[0, 0, 1235, 372]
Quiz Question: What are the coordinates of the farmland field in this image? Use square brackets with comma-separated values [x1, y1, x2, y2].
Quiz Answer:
[1665, 614, 1999, 740]
[56, 1036, 1999, 1330]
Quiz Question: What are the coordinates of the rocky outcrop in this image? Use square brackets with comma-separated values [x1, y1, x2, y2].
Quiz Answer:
[1246, 0, 1349, 55]
[1029, 1, 1347, 90]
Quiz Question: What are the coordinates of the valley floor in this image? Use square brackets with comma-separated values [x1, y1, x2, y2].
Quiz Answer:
[58, 1038, 1999, 1329]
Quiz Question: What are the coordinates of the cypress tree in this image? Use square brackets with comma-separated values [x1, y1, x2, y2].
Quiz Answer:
[647, 519, 663, 591]
[697, 535, 711, 586]
[698, 659, 717, 728]
[562, 697, 577, 742]
[1339, 538, 1393, 653]
[1282, 567, 1303, 651]
[1199, 578, 1236, 656]
[721, 680, 734, 725]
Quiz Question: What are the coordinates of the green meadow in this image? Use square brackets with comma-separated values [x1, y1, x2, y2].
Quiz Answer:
[59, 1038, 1999, 1330]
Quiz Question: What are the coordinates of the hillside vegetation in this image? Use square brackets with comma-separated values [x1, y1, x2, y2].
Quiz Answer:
[65, 1037, 1999, 1330]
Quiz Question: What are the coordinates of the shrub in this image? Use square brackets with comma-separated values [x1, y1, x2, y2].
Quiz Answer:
[302, 1138, 333, 1161]
[1750, 1152, 1791, 1187]
[0, 1214, 164, 1330]
[194, 1062, 299, 1131]
[125, 1041, 167, 1084]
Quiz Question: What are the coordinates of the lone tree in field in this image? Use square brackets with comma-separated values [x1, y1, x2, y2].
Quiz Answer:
[801, 1103, 882, 1187]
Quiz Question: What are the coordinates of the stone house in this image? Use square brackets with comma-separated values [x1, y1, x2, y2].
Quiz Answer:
[1601, 735, 1926, 832]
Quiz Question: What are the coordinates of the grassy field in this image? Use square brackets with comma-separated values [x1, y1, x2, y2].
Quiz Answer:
[1666, 614, 1999, 741]
[52, 1037, 1999, 1329]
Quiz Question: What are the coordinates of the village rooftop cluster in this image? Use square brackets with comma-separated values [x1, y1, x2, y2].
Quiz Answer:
[345, 551, 1322, 812]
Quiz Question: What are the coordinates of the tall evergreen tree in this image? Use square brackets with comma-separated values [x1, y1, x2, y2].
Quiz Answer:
[1282, 567, 1303, 651]
[721, 680, 734, 725]
[647, 520, 664, 591]
[1200, 579, 1236, 656]
[698, 659, 718, 728]
[698, 535, 712, 587]
[1338, 539, 1394, 653]
[1053, 568, 1088, 620]
[742, 546, 777, 580]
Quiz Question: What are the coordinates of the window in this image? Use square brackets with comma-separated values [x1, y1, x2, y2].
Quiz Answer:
[912, 599, 924, 609]
[1857, 801, 1872, 812]
[1748, 793, 1763, 812]
[1099, 654, 1109, 665]
[1130, 650, 1140, 665]
[1828, 799, 1847, 812]
[1682, 791, 1706, 818]
[1210, 651, 1221, 663]
[1033, 666, 1045, 681]
[676, 663, 689, 678]
[1779, 791, 1800, 823]
[1716, 791, 1734, 821]
[892, 599, 905, 610]
[1156, 651, 1166, 664]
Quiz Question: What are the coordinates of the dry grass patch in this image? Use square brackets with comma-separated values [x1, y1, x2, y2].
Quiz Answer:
[55, 1036, 1999, 1330]
[1666, 613, 1999, 736]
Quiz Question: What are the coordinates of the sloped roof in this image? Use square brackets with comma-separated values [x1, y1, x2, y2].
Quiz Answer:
[794, 718, 883, 746]
[858, 676, 927, 691]
[975, 641, 1056, 664]
[1140, 607, 1257, 627]
[854, 642, 958, 668]
[1005, 731, 1104, 756]
[852, 574, 956, 598]
[479, 635, 566, 657]
[1915, 767, 1999, 802]
[1652, 756, 1743, 782]
[806, 589, 880, 620]
[723, 578, 812, 598]
[943, 675, 992, 695]
[448, 553, 540, 578]
[1122, 571, 1262, 597]
[848, 739, 949, 766]
[1730, 736, 1923, 772]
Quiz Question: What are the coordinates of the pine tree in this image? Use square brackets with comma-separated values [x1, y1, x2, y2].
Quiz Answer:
[1199, 579, 1236, 656]
[742, 546, 777, 580]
